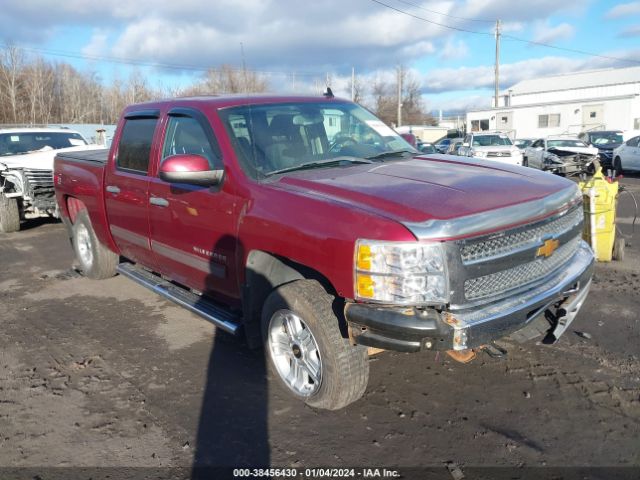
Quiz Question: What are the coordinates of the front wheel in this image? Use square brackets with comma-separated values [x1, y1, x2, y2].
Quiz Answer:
[72, 210, 118, 279]
[0, 194, 20, 233]
[262, 280, 369, 410]
[522, 157, 529, 168]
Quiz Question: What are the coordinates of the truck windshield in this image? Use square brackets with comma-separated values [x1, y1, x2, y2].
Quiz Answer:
[589, 132, 623, 145]
[218, 101, 416, 178]
[0, 131, 87, 156]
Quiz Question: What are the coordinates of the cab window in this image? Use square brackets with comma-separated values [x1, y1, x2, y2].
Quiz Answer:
[161, 115, 219, 168]
[116, 118, 158, 174]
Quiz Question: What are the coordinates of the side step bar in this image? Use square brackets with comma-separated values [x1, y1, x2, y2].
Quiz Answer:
[116, 263, 241, 335]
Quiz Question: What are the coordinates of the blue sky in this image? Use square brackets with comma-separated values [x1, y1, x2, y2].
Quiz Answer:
[1, 0, 639, 114]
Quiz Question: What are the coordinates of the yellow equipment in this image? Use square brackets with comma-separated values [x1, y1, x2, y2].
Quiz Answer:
[578, 163, 624, 261]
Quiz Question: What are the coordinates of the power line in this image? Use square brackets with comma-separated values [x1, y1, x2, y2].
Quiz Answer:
[369, 0, 640, 65]
[394, 0, 494, 24]
[368, 0, 493, 36]
[0, 43, 328, 77]
[501, 34, 640, 65]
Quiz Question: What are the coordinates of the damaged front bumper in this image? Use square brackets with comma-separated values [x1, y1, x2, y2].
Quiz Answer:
[345, 241, 594, 352]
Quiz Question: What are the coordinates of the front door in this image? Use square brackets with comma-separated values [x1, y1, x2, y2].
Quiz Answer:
[148, 108, 241, 304]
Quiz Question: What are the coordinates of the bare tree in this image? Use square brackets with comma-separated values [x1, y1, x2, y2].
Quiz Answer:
[367, 67, 436, 127]
[0, 45, 269, 126]
[0, 44, 25, 123]
[183, 65, 269, 95]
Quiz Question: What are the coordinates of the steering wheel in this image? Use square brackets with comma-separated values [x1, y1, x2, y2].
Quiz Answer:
[329, 136, 357, 153]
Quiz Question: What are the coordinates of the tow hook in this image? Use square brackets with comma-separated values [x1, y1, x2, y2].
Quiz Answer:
[480, 343, 508, 358]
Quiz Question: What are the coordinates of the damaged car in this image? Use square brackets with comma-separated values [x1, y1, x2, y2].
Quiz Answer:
[0, 127, 98, 232]
[523, 137, 598, 176]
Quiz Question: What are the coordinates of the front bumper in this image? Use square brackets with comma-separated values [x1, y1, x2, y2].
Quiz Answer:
[346, 241, 594, 352]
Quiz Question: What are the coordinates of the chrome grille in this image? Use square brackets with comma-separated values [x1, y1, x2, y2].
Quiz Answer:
[460, 206, 583, 264]
[487, 151, 512, 157]
[24, 169, 54, 188]
[464, 236, 581, 301]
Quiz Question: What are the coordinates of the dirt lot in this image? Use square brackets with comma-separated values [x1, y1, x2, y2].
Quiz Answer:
[1, 176, 639, 480]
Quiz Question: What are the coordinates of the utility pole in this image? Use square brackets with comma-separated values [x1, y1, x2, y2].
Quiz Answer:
[494, 19, 501, 108]
[397, 65, 403, 127]
[351, 67, 355, 101]
[240, 42, 248, 92]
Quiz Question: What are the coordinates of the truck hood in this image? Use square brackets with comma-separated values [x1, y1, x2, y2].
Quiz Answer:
[270, 156, 574, 225]
[596, 143, 622, 152]
[0, 144, 100, 171]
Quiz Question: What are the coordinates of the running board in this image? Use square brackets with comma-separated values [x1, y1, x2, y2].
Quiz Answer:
[116, 263, 241, 335]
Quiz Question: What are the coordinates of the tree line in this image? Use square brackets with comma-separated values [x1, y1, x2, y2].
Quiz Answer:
[0, 45, 435, 127]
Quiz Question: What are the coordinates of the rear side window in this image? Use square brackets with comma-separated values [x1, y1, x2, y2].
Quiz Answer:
[116, 118, 158, 173]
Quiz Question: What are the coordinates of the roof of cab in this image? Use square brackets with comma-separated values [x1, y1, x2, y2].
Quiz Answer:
[123, 94, 351, 113]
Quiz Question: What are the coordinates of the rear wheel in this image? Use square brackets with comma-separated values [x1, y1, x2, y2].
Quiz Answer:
[262, 280, 369, 410]
[72, 210, 118, 279]
[614, 157, 623, 175]
[0, 194, 20, 233]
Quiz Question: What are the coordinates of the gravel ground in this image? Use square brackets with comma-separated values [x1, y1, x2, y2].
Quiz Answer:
[0, 175, 638, 480]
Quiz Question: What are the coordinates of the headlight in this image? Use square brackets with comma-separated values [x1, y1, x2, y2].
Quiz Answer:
[355, 240, 449, 305]
[0, 162, 6, 172]
[471, 149, 487, 158]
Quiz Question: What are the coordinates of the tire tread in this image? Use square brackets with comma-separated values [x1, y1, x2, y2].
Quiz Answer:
[263, 280, 369, 410]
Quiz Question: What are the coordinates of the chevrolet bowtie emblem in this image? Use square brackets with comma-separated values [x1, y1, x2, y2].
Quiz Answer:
[537, 238, 559, 258]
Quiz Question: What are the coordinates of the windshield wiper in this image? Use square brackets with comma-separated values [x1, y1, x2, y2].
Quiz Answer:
[266, 156, 373, 176]
[365, 149, 416, 161]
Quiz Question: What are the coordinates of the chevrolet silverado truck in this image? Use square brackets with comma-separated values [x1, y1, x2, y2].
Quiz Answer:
[54, 95, 594, 410]
[0, 127, 98, 232]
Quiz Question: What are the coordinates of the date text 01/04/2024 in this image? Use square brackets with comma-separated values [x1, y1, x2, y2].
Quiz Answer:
[232, 468, 401, 478]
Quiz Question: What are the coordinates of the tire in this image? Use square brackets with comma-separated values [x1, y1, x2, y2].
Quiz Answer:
[72, 210, 118, 279]
[262, 280, 369, 410]
[614, 157, 623, 176]
[0, 194, 20, 233]
[613, 237, 625, 261]
[522, 157, 528, 168]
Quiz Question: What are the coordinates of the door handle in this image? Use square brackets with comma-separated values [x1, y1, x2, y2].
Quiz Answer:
[106, 185, 120, 194]
[150, 197, 169, 207]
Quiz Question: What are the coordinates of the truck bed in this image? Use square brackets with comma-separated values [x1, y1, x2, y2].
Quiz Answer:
[55, 148, 108, 164]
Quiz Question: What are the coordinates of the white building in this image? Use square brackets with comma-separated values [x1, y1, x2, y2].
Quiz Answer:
[466, 66, 640, 138]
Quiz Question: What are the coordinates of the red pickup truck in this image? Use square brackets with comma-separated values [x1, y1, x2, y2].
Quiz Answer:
[54, 95, 594, 410]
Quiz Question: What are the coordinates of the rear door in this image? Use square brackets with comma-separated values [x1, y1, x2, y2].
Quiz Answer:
[104, 110, 160, 267]
[148, 107, 241, 303]
[628, 136, 640, 170]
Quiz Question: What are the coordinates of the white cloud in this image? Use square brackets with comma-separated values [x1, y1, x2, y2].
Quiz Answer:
[0, 0, 596, 74]
[439, 39, 469, 61]
[461, 0, 589, 21]
[81, 30, 110, 58]
[420, 50, 640, 93]
[605, 2, 640, 19]
[532, 22, 575, 44]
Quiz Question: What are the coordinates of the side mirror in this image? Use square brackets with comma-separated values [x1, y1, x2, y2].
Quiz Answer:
[159, 154, 224, 187]
[462, 142, 470, 147]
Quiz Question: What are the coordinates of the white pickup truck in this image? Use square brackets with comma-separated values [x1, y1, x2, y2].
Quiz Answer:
[0, 127, 99, 232]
